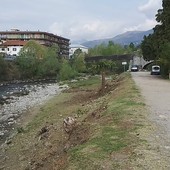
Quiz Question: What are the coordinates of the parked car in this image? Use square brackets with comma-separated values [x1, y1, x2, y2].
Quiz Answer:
[151, 65, 160, 75]
[131, 65, 139, 72]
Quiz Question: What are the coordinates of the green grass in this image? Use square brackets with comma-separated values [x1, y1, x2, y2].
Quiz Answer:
[70, 126, 127, 157]
[89, 127, 127, 153]
[68, 76, 100, 89]
[3, 73, 148, 170]
[108, 98, 145, 113]
[66, 73, 146, 169]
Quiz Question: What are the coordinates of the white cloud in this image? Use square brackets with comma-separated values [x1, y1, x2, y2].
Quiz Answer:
[122, 0, 162, 34]
[0, 0, 163, 42]
[138, 0, 162, 18]
[48, 0, 163, 42]
[139, 0, 162, 12]
[49, 20, 124, 41]
[49, 22, 66, 36]
[123, 19, 157, 32]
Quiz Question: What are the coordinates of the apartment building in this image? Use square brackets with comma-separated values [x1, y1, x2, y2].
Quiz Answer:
[0, 29, 70, 58]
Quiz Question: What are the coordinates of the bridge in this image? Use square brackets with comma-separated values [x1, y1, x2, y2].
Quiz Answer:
[85, 54, 153, 70]
[85, 54, 133, 62]
[130, 56, 154, 69]
[142, 60, 154, 69]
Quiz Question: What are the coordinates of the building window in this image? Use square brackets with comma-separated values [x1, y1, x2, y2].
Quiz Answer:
[8, 48, 9, 51]
[13, 48, 17, 51]
[1, 48, 5, 51]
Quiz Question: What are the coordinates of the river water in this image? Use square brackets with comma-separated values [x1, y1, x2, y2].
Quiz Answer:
[0, 80, 56, 98]
[0, 80, 68, 146]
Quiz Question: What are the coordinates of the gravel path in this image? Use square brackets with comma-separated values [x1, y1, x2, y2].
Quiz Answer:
[132, 71, 170, 169]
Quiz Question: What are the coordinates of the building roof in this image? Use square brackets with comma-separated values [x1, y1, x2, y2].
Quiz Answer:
[0, 30, 70, 41]
[0, 40, 28, 46]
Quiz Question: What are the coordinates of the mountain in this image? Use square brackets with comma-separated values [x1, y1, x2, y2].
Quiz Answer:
[81, 29, 153, 48]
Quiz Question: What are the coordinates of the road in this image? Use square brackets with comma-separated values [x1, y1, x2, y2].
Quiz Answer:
[132, 71, 170, 169]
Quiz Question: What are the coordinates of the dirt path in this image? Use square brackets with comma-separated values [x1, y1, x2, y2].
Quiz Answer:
[132, 71, 170, 169]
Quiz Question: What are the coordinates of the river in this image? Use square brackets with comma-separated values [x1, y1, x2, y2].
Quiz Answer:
[0, 80, 68, 146]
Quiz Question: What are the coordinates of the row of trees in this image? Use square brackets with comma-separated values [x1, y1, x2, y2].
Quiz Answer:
[0, 41, 86, 81]
[17, 41, 60, 79]
[141, 0, 170, 76]
[88, 41, 136, 56]
[0, 55, 8, 80]
[1, 38, 137, 82]
[87, 41, 138, 74]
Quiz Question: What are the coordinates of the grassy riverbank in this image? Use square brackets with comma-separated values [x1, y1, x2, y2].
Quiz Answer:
[1, 73, 151, 170]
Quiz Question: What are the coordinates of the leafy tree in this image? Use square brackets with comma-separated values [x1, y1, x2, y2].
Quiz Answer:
[72, 52, 86, 73]
[19, 40, 46, 59]
[156, 0, 170, 75]
[0, 54, 7, 80]
[96, 60, 115, 93]
[129, 42, 135, 51]
[88, 43, 105, 56]
[59, 59, 77, 80]
[0, 53, 20, 80]
[88, 42, 131, 57]
[37, 44, 60, 78]
[155, 0, 170, 41]
[141, 34, 157, 61]
[141, 0, 170, 76]
[159, 42, 170, 76]
[17, 41, 61, 79]
[108, 41, 114, 46]
[17, 41, 46, 78]
[73, 48, 82, 56]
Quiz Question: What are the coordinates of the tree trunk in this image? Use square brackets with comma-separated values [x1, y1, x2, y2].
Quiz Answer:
[101, 71, 106, 93]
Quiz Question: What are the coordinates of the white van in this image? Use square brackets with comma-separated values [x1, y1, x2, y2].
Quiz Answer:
[151, 65, 160, 75]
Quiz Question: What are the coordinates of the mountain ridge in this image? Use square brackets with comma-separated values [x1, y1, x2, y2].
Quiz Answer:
[81, 29, 153, 48]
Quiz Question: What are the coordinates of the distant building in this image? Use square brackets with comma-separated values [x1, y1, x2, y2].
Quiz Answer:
[0, 40, 27, 57]
[69, 44, 88, 58]
[0, 29, 70, 59]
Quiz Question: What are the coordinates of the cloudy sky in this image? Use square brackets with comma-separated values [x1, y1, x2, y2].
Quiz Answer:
[0, 0, 162, 42]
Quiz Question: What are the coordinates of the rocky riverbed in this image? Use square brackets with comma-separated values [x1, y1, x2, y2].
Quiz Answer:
[0, 80, 68, 145]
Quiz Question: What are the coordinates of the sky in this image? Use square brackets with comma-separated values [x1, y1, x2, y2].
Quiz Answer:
[0, 0, 162, 42]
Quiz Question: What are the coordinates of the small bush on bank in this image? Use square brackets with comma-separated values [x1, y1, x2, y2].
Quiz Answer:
[59, 59, 78, 81]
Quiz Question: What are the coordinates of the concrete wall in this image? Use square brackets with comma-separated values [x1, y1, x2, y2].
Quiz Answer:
[129, 55, 148, 69]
